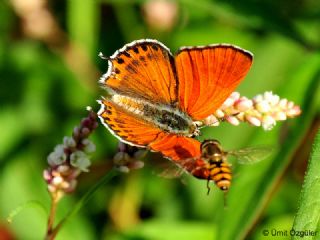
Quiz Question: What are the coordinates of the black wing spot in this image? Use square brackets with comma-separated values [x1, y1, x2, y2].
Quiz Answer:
[141, 45, 148, 51]
[132, 47, 139, 53]
[132, 59, 140, 66]
[139, 56, 146, 62]
[147, 53, 153, 60]
[152, 44, 159, 51]
[173, 145, 193, 159]
[123, 51, 131, 58]
[117, 58, 124, 64]
[125, 64, 138, 74]
[114, 68, 120, 74]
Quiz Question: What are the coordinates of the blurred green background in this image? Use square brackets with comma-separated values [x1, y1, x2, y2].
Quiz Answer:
[0, 0, 320, 239]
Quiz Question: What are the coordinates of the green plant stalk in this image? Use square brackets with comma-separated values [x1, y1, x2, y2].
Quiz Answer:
[46, 168, 118, 239]
[292, 129, 320, 240]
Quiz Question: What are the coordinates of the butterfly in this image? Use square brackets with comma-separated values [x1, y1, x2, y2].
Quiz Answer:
[98, 39, 253, 162]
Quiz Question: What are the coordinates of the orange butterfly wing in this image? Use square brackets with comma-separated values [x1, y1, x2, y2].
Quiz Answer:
[175, 45, 253, 120]
[100, 39, 177, 105]
[98, 99, 167, 147]
[150, 134, 201, 161]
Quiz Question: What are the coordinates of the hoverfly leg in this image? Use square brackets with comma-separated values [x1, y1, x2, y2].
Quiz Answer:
[223, 192, 228, 209]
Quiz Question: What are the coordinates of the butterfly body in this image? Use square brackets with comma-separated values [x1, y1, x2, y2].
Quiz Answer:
[107, 94, 197, 136]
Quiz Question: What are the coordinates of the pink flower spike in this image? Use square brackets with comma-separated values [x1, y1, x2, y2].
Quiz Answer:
[203, 91, 301, 130]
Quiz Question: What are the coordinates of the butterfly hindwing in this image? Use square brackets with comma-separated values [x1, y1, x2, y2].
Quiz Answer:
[150, 134, 201, 161]
[98, 99, 167, 147]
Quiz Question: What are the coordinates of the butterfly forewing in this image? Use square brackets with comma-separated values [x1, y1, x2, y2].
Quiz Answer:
[101, 40, 178, 105]
[227, 146, 274, 164]
[175, 45, 253, 120]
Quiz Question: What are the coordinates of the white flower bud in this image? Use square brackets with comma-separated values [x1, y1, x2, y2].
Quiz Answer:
[253, 94, 263, 103]
[130, 160, 145, 170]
[47, 145, 66, 166]
[279, 99, 288, 108]
[274, 112, 287, 121]
[256, 100, 271, 113]
[52, 176, 63, 185]
[246, 116, 261, 126]
[203, 115, 219, 126]
[43, 170, 51, 181]
[70, 151, 91, 172]
[63, 137, 76, 148]
[230, 92, 240, 100]
[226, 116, 240, 126]
[113, 152, 129, 164]
[215, 109, 225, 118]
[117, 166, 130, 173]
[82, 139, 96, 153]
[262, 115, 276, 131]
[235, 98, 253, 111]
[222, 97, 235, 108]
[48, 185, 57, 193]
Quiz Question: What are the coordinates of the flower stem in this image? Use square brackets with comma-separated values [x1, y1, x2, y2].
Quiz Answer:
[45, 193, 60, 240]
[46, 168, 118, 239]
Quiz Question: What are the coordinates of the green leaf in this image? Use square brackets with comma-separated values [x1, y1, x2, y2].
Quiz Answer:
[292, 129, 320, 239]
[7, 200, 47, 224]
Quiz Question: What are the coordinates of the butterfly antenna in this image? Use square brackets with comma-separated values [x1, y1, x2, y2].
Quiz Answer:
[206, 179, 211, 195]
[99, 52, 110, 60]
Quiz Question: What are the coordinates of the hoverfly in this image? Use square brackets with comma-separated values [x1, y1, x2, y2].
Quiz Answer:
[159, 139, 273, 194]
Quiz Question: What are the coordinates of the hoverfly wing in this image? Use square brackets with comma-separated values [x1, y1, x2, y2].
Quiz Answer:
[227, 146, 274, 164]
[156, 162, 187, 179]
[156, 156, 202, 179]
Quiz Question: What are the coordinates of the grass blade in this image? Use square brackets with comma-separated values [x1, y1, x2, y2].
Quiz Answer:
[292, 129, 320, 239]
